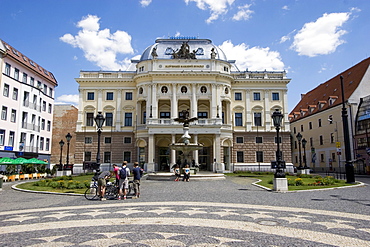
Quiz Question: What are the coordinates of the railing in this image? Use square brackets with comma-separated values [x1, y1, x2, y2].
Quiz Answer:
[145, 118, 223, 126]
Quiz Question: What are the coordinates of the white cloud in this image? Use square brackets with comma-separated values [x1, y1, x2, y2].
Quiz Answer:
[185, 0, 235, 23]
[140, 0, 152, 7]
[55, 94, 79, 106]
[219, 40, 285, 71]
[232, 4, 253, 21]
[282, 5, 289, 10]
[60, 15, 134, 70]
[290, 12, 350, 57]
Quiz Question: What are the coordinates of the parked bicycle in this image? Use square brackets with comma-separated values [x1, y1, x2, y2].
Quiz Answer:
[84, 177, 133, 200]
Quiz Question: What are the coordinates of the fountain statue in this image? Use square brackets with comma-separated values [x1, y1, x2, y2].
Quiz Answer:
[170, 109, 203, 168]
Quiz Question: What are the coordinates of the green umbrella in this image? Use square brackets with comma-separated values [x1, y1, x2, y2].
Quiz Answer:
[14, 157, 28, 164]
[0, 157, 16, 164]
[27, 158, 48, 164]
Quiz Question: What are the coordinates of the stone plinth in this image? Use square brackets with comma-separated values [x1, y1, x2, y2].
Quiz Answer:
[273, 178, 288, 192]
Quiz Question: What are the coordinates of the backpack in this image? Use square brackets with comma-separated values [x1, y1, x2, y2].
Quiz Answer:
[119, 167, 127, 180]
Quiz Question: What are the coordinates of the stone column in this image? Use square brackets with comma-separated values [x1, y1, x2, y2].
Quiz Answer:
[147, 134, 155, 172]
[211, 84, 217, 118]
[245, 89, 251, 131]
[264, 90, 271, 131]
[171, 134, 176, 168]
[171, 84, 178, 118]
[191, 84, 197, 118]
[152, 83, 158, 119]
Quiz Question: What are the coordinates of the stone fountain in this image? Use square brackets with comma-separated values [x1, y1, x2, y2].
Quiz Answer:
[169, 110, 203, 168]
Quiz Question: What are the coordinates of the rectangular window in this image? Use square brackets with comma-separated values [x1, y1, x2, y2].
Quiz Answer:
[320, 154, 324, 162]
[49, 87, 53, 97]
[45, 138, 50, 151]
[235, 113, 242, 126]
[237, 151, 244, 162]
[160, 112, 170, 118]
[5, 63, 11, 76]
[309, 122, 312, 130]
[48, 104, 52, 114]
[30, 77, 34, 86]
[197, 112, 208, 118]
[256, 137, 263, 143]
[87, 92, 94, 100]
[22, 73, 28, 83]
[106, 92, 114, 100]
[293, 127, 296, 134]
[86, 113, 94, 126]
[319, 135, 323, 145]
[143, 111, 146, 124]
[124, 151, 131, 163]
[85, 137, 92, 144]
[104, 152, 111, 163]
[105, 113, 113, 126]
[41, 119, 45, 130]
[332, 153, 336, 162]
[236, 137, 243, 143]
[318, 119, 322, 127]
[235, 92, 242, 100]
[124, 137, 131, 144]
[12, 88, 18, 100]
[272, 92, 279, 100]
[330, 133, 335, 143]
[84, 151, 92, 161]
[256, 151, 263, 162]
[310, 137, 313, 147]
[125, 113, 132, 126]
[1, 106, 7, 120]
[253, 92, 261, 100]
[43, 84, 47, 94]
[275, 137, 282, 144]
[14, 68, 19, 81]
[40, 137, 44, 150]
[104, 137, 112, 144]
[254, 112, 262, 126]
[47, 121, 51, 131]
[8, 131, 15, 146]
[42, 101, 46, 111]
[125, 92, 133, 100]
[0, 129, 4, 145]
[300, 124, 304, 132]
[3, 84, 9, 97]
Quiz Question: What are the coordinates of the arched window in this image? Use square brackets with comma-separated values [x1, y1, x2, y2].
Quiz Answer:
[200, 86, 207, 93]
[225, 87, 229, 94]
[181, 86, 187, 93]
[139, 87, 143, 94]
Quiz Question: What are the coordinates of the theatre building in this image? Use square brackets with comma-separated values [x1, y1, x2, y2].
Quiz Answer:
[74, 37, 292, 172]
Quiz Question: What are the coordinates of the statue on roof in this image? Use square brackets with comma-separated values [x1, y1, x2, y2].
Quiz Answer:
[172, 42, 196, 59]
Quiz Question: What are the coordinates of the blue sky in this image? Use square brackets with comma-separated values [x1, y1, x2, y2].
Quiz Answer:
[1, 0, 369, 111]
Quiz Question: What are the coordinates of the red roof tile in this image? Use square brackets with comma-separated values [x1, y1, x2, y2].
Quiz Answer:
[1, 40, 58, 86]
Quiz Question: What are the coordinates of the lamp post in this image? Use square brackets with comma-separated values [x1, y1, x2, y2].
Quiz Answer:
[65, 133, 72, 167]
[94, 112, 105, 169]
[302, 138, 308, 169]
[271, 109, 285, 178]
[296, 133, 303, 170]
[58, 140, 64, 171]
[340, 75, 355, 183]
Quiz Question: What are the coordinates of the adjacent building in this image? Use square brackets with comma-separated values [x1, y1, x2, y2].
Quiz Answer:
[74, 37, 292, 172]
[50, 104, 78, 166]
[289, 57, 370, 173]
[0, 39, 57, 166]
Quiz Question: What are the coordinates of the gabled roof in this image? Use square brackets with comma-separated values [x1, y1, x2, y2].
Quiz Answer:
[1, 39, 58, 86]
[289, 57, 370, 122]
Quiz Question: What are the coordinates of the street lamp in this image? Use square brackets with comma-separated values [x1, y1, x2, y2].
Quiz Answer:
[94, 112, 105, 169]
[65, 133, 72, 167]
[58, 140, 65, 171]
[296, 132, 303, 170]
[340, 75, 355, 183]
[271, 109, 285, 178]
[302, 138, 308, 169]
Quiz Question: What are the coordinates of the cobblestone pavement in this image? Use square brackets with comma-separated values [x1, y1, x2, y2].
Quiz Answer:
[1, 175, 370, 246]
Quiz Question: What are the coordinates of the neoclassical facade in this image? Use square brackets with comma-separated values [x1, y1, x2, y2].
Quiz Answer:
[75, 38, 291, 172]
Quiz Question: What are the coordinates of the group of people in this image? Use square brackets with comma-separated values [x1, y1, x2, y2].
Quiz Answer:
[97, 161, 143, 201]
[174, 164, 190, 182]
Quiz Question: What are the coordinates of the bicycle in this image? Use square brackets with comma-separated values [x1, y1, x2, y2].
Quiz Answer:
[84, 178, 133, 200]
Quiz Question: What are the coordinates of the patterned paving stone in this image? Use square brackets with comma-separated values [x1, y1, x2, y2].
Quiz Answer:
[1, 201, 370, 246]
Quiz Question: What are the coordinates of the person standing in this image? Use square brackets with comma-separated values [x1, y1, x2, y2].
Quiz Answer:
[97, 170, 111, 201]
[132, 162, 143, 198]
[118, 161, 130, 200]
[112, 164, 120, 185]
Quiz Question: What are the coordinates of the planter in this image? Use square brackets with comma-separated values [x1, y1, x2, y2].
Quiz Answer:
[19, 174, 25, 180]
[8, 175, 16, 182]
[15, 175, 20, 181]
[3, 175, 8, 182]
[32, 173, 37, 179]
[24, 174, 29, 180]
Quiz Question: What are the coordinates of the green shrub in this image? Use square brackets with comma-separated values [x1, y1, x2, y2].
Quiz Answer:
[267, 179, 273, 184]
[294, 178, 304, 186]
